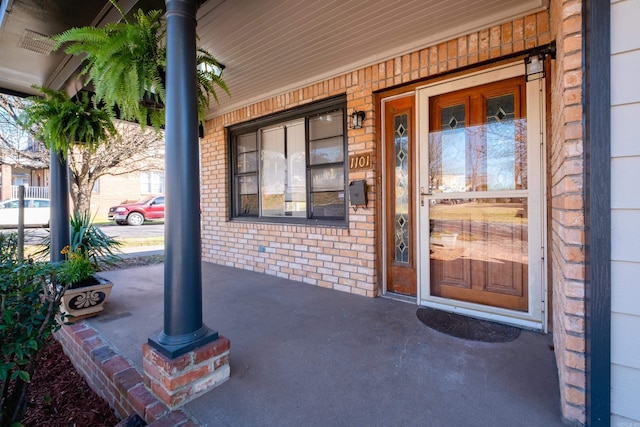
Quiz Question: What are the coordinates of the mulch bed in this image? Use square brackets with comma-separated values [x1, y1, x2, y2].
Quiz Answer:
[22, 338, 120, 427]
[22, 255, 164, 426]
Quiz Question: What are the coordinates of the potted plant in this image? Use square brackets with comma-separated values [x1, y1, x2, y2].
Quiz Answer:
[51, 0, 229, 128]
[57, 245, 113, 320]
[34, 211, 121, 320]
[18, 86, 119, 322]
[19, 86, 116, 157]
[440, 229, 458, 247]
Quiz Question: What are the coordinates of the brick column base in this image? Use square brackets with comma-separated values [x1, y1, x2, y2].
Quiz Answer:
[142, 336, 230, 409]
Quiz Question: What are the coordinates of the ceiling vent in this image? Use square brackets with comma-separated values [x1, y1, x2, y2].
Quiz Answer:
[18, 29, 55, 55]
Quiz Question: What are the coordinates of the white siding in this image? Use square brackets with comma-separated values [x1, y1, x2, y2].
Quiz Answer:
[611, 0, 640, 423]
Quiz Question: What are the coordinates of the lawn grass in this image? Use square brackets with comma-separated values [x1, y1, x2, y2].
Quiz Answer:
[117, 236, 164, 247]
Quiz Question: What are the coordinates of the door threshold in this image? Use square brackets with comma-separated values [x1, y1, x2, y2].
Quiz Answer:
[382, 292, 416, 305]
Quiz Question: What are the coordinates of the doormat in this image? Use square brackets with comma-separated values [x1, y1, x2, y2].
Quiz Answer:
[416, 307, 521, 342]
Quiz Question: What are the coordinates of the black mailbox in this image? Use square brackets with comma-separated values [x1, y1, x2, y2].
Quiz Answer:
[348, 180, 367, 208]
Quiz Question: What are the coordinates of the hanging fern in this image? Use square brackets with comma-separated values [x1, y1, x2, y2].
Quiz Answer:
[52, 0, 229, 128]
[19, 86, 116, 157]
[196, 48, 230, 121]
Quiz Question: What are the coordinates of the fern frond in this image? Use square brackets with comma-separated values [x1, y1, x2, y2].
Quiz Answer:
[20, 87, 116, 157]
[50, 0, 229, 128]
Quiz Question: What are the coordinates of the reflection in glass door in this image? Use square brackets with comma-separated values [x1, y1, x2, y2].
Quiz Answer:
[418, 66, 545, 328]
[427, 77, 528, 311]
[429, 198, 529, 311]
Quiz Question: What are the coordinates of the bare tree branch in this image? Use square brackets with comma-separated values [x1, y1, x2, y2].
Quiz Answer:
[1, 95, 164, 215]
[68, 120, 164, 214]
[0, 95, 48, 167]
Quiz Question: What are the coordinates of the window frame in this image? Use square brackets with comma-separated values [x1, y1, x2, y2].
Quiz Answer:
[228, 95, 348, 226]
[140, 170, 165, 195]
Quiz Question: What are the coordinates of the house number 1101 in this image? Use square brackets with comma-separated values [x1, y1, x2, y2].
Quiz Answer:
[349, 152, 372, 171]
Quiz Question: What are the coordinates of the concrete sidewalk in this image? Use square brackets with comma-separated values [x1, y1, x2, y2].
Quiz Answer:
[90, 262, 563, 427]
[117, 245, 164, 258]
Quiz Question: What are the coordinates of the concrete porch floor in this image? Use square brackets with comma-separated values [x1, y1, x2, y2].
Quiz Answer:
[89, 262, 563, 427]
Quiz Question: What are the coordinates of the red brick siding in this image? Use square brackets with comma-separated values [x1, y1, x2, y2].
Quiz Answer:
[55, 322, 199, 426]
[201, 11, 552, 299]
[549, 0, 586, 424]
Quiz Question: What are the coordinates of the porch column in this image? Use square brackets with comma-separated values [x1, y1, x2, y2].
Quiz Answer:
[0, 164, 11, 200]
[148, 0, 218, 358]
[49, 148, 69, 262]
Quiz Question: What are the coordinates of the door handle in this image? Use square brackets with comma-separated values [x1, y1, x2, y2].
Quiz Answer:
[420, 187, 432, 206]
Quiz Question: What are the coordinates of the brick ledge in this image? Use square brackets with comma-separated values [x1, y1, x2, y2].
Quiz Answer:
[55, 321, 201, 427]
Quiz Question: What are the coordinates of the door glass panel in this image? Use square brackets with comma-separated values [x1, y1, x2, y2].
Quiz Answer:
[429, 198, 528, 311]
[394, 113, 410, 263]
[486, 94, 527, 190]
[430, 95, 527, 193]
[430, 104, 467, 193]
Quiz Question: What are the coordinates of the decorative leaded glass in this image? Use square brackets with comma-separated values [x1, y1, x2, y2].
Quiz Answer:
[486, 94, 515, 123]
[442, 104, 466, 130]
[394, 114, 410, 264]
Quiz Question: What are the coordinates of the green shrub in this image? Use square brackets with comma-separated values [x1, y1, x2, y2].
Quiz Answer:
[0, 232, 67, 426]
[34, 210, 121, 269]
[69, 210, 121, 269]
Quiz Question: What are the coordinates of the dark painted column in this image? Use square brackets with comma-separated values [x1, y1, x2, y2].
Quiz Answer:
[49, 147, 70, 263]
[584, 0, 611, 425]
[148, 0, 218, 358]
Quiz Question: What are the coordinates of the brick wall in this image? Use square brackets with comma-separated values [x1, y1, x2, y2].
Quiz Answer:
[55, 322, 199, 426]
[201, 11, 551, 299]
[549, 0, 586, 424]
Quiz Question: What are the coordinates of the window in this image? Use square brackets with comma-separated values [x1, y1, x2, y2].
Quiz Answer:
[32, 199, 49, 208]
[229, 97, 347, 224]
[92, 178, 100, 194]
[141, 171, 164, 194]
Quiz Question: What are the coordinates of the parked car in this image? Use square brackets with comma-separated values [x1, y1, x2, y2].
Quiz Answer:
[0, 198, 50, 228]
[108, 195, 165, 226]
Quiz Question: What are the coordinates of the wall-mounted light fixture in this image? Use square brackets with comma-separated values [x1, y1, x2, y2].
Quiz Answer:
[524, 41, 556, 82]
[197, 61, 225, 78]
[349, 110, 366, 129]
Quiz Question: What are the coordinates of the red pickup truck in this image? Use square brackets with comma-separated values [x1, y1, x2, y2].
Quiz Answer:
[107, 195, 165, 226]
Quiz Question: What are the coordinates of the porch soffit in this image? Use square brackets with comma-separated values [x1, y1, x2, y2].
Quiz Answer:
[196, 0, 548, 118]
[0, 0, 547, 118]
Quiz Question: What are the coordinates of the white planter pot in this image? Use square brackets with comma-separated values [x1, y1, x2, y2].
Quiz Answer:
[440, 233, 458, 247]
[61, 277, 113, 321]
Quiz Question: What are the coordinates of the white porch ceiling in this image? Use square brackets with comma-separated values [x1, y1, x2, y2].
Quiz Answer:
[0, 0, 548, 118]
[196, 0, 548, 118]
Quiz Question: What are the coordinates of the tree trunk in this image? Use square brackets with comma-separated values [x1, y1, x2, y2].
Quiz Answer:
[69, 148, 95, 216]
[69, 178, 93, 216]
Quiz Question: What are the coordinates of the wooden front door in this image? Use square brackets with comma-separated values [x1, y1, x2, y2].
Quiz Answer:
[425, 76, 530, 312]
[384, 95, 416, 296]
